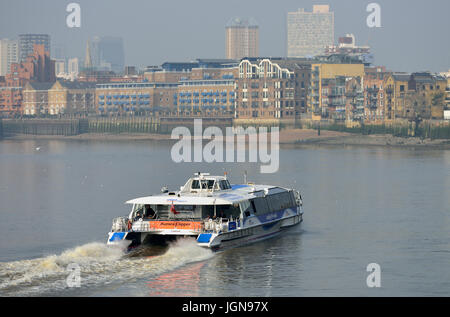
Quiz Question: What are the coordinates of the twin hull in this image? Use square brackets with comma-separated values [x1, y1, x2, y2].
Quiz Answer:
[107, 207, 303, 250]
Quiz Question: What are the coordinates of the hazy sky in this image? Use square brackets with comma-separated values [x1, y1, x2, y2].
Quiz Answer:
[0, 0, 449, 72]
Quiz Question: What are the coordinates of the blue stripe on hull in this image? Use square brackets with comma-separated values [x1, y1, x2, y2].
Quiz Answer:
[109, 232, 126, 242]
[212, 212, 302, 250]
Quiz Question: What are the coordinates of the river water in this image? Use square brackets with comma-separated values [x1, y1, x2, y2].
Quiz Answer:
[0, 139, 449, 296]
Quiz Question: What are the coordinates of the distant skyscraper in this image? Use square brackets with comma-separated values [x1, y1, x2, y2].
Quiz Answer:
[19, 34, 51, 62]
[67, 57, 79, 77]
[287, 5, 334, 58]
[0, 38, 19, 76]
[84, 40, 93, 69]
[54, 59, 66, 77]
[90, 36, 125, 73]
[225, 17, 259, 60]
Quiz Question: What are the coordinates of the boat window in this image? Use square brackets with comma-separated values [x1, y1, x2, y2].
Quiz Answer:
[216, 204, 241, 219]
[251, 200, 257, 213]
[143, 204, 157, 219]
[201, 179, 215, 189]
[191, 180, 200, 189]
[175, 205, 194, 211]
[289, 191, 297, 207]
[133, 204, 144, 213]
[252, 197, 270, 214]
[219, 180, 231, 190]
[132, 204, 145, 219]
[239, 200, 254, 217]
[267, 192, 295, 212]
[202, 205, 215, 218]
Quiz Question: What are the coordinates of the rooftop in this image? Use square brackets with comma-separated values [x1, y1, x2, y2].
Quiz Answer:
[226, 17, 258, 28]
[25, 82, 55, 90]
[56, 80, 97, 90]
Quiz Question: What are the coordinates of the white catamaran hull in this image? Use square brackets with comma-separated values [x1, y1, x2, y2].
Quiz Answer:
[197, 207, 303, 250]
[106, 173, 305, 251]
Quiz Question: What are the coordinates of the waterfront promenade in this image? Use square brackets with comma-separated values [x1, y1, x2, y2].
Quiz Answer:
[1, 117, 449, 148]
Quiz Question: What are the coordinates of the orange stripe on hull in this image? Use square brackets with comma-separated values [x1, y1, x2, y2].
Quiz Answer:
[148, 221, 203, 231]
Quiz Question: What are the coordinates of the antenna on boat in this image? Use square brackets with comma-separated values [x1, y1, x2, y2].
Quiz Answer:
[244, 170, 248, 184]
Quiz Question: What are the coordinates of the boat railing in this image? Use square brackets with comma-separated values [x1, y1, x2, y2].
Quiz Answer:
[203, 217, 239, 233]
[111, 217, 128, 232]
[294, 190, 303, 206]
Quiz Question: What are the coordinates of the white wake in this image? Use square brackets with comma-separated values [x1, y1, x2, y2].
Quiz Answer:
[0, 238, 213, 296]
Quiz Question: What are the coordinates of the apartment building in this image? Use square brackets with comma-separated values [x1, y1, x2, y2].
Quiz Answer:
[47, 80, 96, 116]
[234, 58, 311, 124]
[95, 82, 178, 116]
[0, 39, 19, 76]
[19, 34, 50, 62]
[384, 72, 447, 120]
[309, 62, 365, 118]
[0, 86, 22, 117]
[363, 66, 391, 122]
[22, 82, 54, 116]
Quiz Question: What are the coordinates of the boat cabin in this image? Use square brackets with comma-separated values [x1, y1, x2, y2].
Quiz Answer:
[124, 173, 300, 225]
[180, 173, 232, 193]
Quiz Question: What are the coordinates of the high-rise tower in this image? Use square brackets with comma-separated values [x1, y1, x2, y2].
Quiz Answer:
[287, 5, 334, 58]
[84, 40, 92, 69]
[0, 38, 19, 76]
[18, 34, 51, 62]
[225, 17, 259, 60]
[90, 36, 125, 73]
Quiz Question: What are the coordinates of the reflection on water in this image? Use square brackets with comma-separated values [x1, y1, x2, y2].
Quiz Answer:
[0, 139, 449, 296]
[147, 262, 205, 297]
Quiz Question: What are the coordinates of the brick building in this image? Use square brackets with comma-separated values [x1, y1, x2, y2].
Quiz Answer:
[47, 80, 96, 116]
[309, 62, 365, 118]
[175, 78, 236, 117]
[234, 58, 311, 124]
[19, 34, 50, 63]
[384, 72, 447, 120]
[0, 44, 55, 117]
[22, 82, 54, 116]
[0, 86, 22, 117]
[143, 71, 190, 83]
[363, 66, 391, 122]
[95, 82, 178, 116]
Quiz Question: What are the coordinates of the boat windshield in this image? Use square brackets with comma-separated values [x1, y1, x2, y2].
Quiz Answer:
[132, 204, 157, 219]
[191, 179, 231, 190]
[202, 204, 241, 219]
[191, 179, 215, 190]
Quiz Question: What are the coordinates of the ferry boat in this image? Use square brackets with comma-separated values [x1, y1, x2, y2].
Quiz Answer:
[107, 173, 304, 251]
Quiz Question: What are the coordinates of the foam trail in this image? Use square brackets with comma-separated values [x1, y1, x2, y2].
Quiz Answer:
[0, 238, 213, 296]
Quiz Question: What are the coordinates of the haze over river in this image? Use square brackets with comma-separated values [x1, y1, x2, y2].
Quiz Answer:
[0, 139, 449, 296]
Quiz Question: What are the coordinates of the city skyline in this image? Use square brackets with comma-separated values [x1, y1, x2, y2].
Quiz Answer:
[0, 0, 449, 73]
